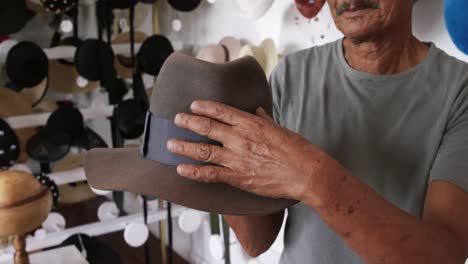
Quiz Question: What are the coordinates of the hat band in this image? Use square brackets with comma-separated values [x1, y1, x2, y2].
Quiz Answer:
[141, 112, 218, 166]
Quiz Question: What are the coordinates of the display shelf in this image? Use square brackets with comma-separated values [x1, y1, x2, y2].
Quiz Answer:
[49, 167, 86, 185]
[1, 205, 185, 254]
[5, 105, 114, 129]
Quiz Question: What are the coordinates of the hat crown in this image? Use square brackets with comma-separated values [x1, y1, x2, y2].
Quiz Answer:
[150, 52, 272, 120]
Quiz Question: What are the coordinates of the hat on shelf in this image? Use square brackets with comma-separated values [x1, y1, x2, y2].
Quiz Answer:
[219, 36, 242, 61]
[236, 0, 274, 20]
[137, 35, 174, 76]
[295, 0, 326, 19]
[108, 0, 138, 9]
[39, 0, 77, 13]
[53, 154, 97, 204]
[0, 1, 35, 35]
[5, 41, 49, 106]
[445, 0, 468, 55]
[85, 52, 296, 215]
[196, 44, 228, 63]
[112, 31, 149, 79]
[168, 0, 202, 12]
[0, 170, 52, 237]
[46, 105, 108, 150]
[0, 88, 36, 163]
[112, 3, 151, 33]
[49, 37, 100, 94]
[74, 39, 116, 82]
[26, 127, 71, 164]
[0, 119, 20, 169]
[238, 38, 278, 77]
[113, 99, 147, 139]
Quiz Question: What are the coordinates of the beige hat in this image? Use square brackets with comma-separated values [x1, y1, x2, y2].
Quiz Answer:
[238, 38, 278, 77]
[53, 154, 97, 204]
[219, 36, 242, 61]
[48, 59, 100, 94]
[112, 31, 149, 79]
[113, 3, 151, 33]
[196, 44, 228, 63]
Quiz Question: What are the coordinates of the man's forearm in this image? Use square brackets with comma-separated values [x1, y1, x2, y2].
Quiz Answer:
[302, 155, 465, 264]
[224, 211, 284, 257]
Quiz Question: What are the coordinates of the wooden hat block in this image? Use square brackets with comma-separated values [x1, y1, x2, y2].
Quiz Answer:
[0, 170, 52, 264]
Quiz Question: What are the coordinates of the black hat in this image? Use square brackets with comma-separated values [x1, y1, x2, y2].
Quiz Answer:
[102, 77, 128, 105]
[0, 1, 35, 35]
[74, 39, 116, 81]
[46, 105, 108, 150]
[137, 35, 174, 76]
[113, 99, 147, 139]
[168, 0, 201, 12]
[26, 127, 71, 163]
[0, 119, 20, 168]
[6, 41, 49, 88]
[40, 0, 77, 13]
[59, 234, 121, 264]
[109, 0, 138, 9]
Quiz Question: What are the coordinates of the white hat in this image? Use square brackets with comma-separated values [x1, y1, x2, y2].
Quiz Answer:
[236, 0, 274, 20]
[219, 36, 242, 61]
[238, 38, 278, 77]
[196, 44, 228, 63]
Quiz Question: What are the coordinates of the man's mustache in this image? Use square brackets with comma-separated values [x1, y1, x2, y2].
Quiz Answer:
[336, 0, 380, 16]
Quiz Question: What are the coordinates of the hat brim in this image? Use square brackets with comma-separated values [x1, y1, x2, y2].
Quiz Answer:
[85, 148, 296, 215]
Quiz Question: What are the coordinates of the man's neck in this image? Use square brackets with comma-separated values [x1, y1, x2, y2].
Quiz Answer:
[342, 32, 430, 75]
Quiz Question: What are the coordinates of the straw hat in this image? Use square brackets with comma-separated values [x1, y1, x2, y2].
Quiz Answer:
[238, 39, 278, 77]
[0, 88, 36, 162]
[112, 31, 149, 79]
[0, 170, 52, 236]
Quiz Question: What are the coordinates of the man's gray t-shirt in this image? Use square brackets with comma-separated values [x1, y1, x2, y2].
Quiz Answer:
[271, 39, 468, 264]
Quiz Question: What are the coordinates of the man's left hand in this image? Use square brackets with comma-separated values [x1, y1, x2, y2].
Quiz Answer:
[167, 100, 327, 201]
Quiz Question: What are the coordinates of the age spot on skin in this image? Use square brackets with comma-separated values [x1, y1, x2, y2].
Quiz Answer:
[343, 232, 352, 238]
[347, 206, 354, 215]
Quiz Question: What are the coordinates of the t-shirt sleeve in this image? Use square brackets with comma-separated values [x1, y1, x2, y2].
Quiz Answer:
[429, 86, 468, 192]
[269, 60, 286, 125]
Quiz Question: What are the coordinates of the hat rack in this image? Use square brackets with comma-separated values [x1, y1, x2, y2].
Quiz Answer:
[5, 104, 113, 129]
[0, 41, 142, 62]
[0, 204, 185, 255]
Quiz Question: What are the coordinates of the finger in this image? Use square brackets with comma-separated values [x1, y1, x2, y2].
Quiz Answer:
[190, 100, 254, 126]
[176, 164, 236, 184]
[255, 107, 275, 123]
[174, 113, 234, 143]
[167, 139, 235, 165]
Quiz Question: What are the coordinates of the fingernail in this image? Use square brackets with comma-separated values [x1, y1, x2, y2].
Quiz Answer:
[191, 101, 200, 111]
[167, 140, 175, 151]
[174, 114, 182, 125]
[177, 165, 187, 175]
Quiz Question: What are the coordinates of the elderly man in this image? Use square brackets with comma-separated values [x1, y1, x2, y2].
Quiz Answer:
[167, 0, 468, 263]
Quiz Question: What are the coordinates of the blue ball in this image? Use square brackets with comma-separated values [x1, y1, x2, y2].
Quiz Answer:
[445, 0, 468, 55]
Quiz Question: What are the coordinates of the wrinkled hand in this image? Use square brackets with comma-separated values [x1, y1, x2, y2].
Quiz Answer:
[167, 101, 324, 200]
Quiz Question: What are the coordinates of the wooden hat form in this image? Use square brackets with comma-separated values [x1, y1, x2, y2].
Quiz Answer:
[0, 170, 52, 264]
